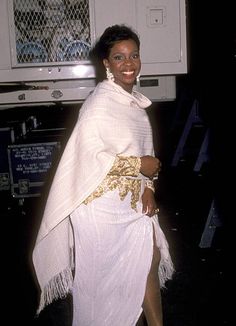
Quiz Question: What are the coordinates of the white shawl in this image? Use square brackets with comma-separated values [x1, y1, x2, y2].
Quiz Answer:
[32, 80, 153, 313]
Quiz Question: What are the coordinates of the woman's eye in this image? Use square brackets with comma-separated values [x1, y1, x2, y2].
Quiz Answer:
[132, 53, 140, 59]
[113, 55, 124, 61]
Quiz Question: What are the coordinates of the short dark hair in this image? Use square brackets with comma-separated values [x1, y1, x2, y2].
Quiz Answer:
[93, 24, 140, 61]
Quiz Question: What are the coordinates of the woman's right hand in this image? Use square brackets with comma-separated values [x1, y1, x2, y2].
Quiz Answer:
[140, 155, 161, 179]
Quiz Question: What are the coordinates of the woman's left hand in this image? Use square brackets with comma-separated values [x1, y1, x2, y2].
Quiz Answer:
[141, 187, 159, 217]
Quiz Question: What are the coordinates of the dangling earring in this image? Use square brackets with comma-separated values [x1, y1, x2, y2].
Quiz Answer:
[136, 73, 140, 83]
[106, 67, 114, 81]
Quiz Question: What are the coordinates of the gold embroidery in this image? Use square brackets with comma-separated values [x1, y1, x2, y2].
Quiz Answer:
[108, 156, 141, 176]
[83, 175, 141, 211]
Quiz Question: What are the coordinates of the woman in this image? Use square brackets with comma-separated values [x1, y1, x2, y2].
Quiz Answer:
[32, 24, 174, 326]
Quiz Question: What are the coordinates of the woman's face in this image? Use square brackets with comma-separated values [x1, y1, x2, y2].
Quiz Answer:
[103, 39, 141, 93]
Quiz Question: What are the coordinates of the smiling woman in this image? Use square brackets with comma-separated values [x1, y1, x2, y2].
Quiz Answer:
[32, 24, 174, 326]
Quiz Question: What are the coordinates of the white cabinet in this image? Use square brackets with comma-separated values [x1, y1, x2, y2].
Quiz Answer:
[92, 0, 187, 75]
[0, 0, 95, 82]
[0, 0, 187, 103]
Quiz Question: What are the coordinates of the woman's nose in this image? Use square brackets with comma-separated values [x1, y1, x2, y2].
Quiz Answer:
[124, 58, 132, 65]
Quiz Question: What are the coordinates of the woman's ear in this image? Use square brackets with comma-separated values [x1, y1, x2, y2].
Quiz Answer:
[103, 58, 109, 69]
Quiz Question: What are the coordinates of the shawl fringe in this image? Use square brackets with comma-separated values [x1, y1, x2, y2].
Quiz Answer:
[158, 257, 175, 288]
[152, 215, 175, 288]
[36, 267, 73, 315]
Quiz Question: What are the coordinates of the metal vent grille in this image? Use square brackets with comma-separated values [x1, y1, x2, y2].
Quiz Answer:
[13, 0, 91, 64]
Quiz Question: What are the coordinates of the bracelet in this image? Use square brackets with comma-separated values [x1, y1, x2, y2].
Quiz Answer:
[145, 179, 155, 193]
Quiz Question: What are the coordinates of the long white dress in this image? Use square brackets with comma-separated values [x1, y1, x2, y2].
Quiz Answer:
[71, 185, 172, 326]
[32, 80, 174, 325]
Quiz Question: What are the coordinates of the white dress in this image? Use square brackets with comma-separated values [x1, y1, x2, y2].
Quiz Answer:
[70, 182, 173, 326]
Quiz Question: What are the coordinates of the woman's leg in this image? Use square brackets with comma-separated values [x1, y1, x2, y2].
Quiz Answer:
[142, 238, 163, 326]
[136, 311, 147, 326]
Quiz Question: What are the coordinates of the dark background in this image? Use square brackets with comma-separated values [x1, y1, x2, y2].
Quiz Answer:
[1, 1, 234, 325]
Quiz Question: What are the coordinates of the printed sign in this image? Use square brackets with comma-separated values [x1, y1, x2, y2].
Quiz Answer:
[8, 142, 60, 197]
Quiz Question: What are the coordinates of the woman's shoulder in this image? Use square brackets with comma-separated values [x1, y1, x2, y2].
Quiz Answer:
[85, 80, 116, 107]
[78, 82, 112, 119]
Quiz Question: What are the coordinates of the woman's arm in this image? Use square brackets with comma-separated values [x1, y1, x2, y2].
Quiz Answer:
[108, 155, 161, 178]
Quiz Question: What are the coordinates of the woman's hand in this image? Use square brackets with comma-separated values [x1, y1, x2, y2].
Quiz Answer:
[142, 187, 159, 217]
[140, 155, 161, 179]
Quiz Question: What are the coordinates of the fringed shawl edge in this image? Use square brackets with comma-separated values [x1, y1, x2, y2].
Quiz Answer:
[36, 267, 73, 315]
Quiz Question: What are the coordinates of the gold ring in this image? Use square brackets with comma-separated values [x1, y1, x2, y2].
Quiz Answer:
[154, 208, 159, 214]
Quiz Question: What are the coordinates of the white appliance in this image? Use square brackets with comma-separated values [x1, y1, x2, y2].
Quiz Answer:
[0, 0, 187, 105]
